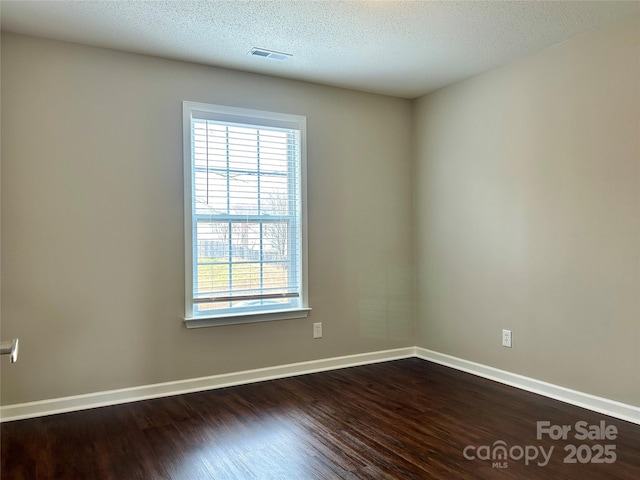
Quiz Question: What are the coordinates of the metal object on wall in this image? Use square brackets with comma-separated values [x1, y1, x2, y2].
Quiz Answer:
[0, 338, 19, 363]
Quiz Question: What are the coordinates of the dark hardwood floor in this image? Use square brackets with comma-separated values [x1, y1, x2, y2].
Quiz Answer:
[2, 358, 639, 479]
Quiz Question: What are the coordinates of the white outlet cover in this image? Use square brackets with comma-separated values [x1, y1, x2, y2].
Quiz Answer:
[313, 322, 322, 338]
[502, 329, 512, 348]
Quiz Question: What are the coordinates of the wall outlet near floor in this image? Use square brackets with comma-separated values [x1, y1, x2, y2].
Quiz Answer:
[313, 322, 322, 339]
[502, 329, 512, 348]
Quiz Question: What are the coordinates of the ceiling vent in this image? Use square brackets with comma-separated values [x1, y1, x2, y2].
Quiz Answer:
[248, 48, 292, 61]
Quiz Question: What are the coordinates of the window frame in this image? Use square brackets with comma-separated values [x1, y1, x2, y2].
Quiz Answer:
[182, 101, 310, 328]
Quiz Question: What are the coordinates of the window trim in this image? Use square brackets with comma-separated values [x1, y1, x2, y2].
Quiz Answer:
[182, 101, 310, 327]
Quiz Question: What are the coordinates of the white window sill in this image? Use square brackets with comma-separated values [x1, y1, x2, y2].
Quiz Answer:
[184, 307, 312, 329]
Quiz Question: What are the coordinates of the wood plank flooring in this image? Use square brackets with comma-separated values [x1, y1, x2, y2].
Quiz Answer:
[2, 358, 639, 479]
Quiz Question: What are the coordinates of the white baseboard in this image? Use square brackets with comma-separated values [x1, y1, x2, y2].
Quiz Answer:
[0, 347, 415, 422]
[415, 347, 640, 425]
[2, 346, 638, 425]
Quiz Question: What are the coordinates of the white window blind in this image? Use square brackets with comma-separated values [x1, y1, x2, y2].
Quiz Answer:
[183, 102, 309, 326]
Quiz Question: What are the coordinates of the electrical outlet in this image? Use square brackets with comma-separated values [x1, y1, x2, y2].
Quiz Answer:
[502, 329, 512, 348]
[313, 322, 322, 339]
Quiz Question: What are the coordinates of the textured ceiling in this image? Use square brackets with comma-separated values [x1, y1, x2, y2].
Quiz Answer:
[1, 1, 639, 98]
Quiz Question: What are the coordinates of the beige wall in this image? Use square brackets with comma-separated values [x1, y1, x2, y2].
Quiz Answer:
[2, 16, 639, 410]
[414, 17, 640, 405]
[0, 34, 415, 405]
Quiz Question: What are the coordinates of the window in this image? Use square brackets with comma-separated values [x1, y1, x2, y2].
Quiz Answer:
[183, 102, 310, 327]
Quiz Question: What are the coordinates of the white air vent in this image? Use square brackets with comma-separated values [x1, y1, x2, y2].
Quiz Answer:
[248, 48, 292, 61]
